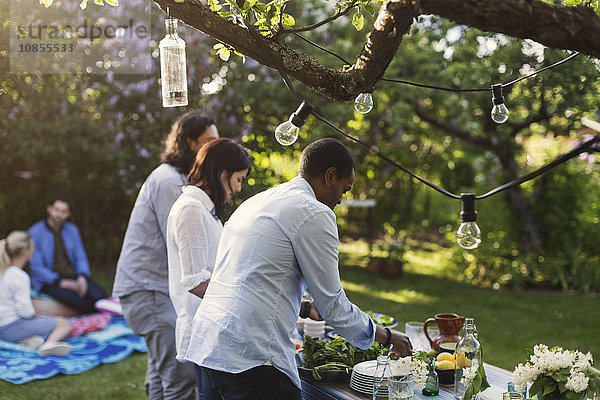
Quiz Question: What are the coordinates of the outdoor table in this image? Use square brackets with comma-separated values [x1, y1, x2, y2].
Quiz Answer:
[300, 363, 512, 400]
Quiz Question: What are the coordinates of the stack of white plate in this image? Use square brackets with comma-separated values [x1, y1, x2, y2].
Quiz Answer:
[350, 360, 389, 399]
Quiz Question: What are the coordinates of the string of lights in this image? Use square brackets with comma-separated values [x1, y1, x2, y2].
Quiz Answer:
[292, 32, 580, 92]
[266, 15, 600, 249]
[190, 7, 599, 249]
[292, 32, 581, 123]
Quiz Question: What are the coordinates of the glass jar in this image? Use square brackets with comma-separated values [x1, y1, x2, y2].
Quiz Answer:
[373, 355, 390, 399]
[453, 317, 482, 400]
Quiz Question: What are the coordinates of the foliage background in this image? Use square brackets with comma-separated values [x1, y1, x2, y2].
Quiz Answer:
[0, 1, 599, 292]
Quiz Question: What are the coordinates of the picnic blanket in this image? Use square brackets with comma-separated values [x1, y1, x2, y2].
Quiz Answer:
[0, 315, 147, 384]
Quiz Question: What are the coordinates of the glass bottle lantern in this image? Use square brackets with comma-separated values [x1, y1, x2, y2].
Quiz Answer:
[159, 17, 188, 107]
[453, 318, 482, 400]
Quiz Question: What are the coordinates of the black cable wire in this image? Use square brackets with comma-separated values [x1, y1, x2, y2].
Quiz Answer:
[477, 134, 600, 199]
[310, 109, 462, 199]
[501, 51, 581, 88]
[238, 10, 599, 202]
[293, 32, 352, 66]
[312, 106, 599, 200]
[291, 32, 580, 93]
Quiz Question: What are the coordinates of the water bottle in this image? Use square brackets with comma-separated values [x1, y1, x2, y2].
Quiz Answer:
[453, 318, 482, 400]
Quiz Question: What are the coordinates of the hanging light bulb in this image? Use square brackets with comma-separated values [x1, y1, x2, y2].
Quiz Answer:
[456, 193, 482, 249]
[275, 101, 314, 146]
[354, 93, 373, 114]
[491, 84, 509, 123]
[159, 17, 188, 107]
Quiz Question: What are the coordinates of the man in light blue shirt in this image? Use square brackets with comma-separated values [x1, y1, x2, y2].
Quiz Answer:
[186, 138, 412, 399]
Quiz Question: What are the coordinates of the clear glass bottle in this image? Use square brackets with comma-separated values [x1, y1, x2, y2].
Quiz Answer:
[453, 318, 482, 400]
[373, 355, 390, 400]
[159, 17, 188, 107]
[422, 359, 439, 396]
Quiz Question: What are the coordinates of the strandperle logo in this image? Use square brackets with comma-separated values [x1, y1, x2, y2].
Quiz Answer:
[10, 0, 151, 74]
[15, 18, 149, 41]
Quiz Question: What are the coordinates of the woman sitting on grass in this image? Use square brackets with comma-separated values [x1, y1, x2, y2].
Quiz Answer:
[0, 230, 72, 356]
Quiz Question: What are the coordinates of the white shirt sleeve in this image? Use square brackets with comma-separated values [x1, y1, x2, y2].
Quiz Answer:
[293, 211, 375, 350]
[174, 204, 215, 291]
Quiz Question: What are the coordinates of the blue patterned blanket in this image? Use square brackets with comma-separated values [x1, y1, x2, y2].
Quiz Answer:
[0, 316, 147, 384]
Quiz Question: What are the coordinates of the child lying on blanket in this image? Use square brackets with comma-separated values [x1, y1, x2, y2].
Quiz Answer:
[0, 231, 72, 356]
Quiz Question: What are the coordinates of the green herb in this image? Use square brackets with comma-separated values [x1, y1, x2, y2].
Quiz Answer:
[301, 335, 386, 379]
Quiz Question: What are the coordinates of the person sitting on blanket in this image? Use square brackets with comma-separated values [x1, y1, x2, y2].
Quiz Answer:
[0, 230, 72, 356]
[28, 196, 120, 315]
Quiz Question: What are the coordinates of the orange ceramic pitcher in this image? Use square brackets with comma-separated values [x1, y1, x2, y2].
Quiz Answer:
[423, 313, 465, 352]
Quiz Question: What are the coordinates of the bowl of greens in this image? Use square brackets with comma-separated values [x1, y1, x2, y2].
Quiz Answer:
[300, 335, 387, 382]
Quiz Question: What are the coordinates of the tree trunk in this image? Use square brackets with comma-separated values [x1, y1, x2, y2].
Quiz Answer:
[494, 148, 541, 252]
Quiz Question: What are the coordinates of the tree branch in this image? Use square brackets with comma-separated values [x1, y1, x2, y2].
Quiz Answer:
[284, 1, 359, 33]
[154, 0, 600, 101]
[415, 0, 600, 59]
[414, 106, 494, 149]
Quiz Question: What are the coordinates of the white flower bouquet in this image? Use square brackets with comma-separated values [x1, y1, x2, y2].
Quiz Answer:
[513, 344, 600, 400]
[392, 354, 430, 390]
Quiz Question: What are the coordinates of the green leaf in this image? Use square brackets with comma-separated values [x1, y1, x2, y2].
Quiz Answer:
[281, 13, 295, 28]
[463, 384, 474, 400]
[477, 363, 491, 392]
[208, 0, 222, 12]
[352, 11, 364, 31]
[530, 378, 544, 397]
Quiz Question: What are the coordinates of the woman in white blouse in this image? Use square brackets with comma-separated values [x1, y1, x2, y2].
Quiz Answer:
[166, 138, 250, 400]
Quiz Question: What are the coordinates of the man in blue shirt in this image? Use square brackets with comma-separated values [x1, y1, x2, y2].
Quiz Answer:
[186, 138, 412, 399]
[28, 196, 108, 314]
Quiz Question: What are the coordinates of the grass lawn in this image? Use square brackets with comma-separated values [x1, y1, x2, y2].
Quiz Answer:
[1, 242, 598, 399]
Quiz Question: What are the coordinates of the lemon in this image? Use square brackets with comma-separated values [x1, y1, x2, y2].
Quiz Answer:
[435, 360, 455, 370]
[436, 352, 454, 363]
[455, 352, 471, 368]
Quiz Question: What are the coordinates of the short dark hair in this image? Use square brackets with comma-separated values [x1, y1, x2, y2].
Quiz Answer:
[48, 195, 72, 209]
[188, 138, 251, 221]
[298, 138, 354, 179]
[160, 111, 216, 175]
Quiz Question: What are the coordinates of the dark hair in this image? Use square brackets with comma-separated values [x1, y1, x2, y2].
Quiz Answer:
[160, 111, 216, 175]
[188, 138, 251, 221]
[48, 195, 72, 209]
[298, 138, 354, 179]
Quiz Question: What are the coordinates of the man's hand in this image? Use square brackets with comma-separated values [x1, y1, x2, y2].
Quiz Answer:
[58, 277, 88, 297]
[299, 298, 323, 321]
[76, 275, 88, 297]
[375, 325, 412, 357]
[59, 278, 79, 293]
[388, 330, 412, 357]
